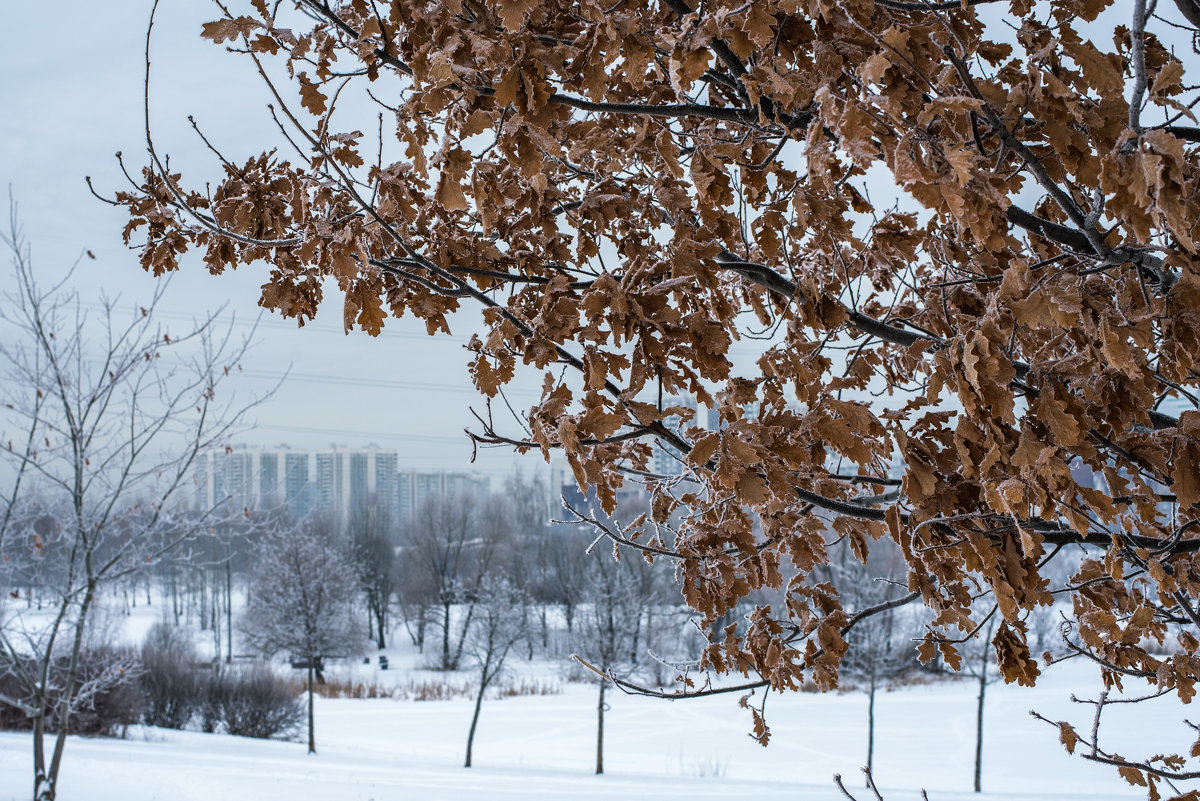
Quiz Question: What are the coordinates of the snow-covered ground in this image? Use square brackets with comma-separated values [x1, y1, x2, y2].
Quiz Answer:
[0, 599, 1182, 800]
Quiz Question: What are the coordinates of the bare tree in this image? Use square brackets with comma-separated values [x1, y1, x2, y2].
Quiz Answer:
[574, 552, 642, 775]
[964, 608, 1001, 794]
[0, 207, 255, 801]
[395, 550, 434, 653]
[833, 539, 916, 784]
[404, 492, 508, 670]
[545, 523, 591, 637]
[240, 514, 360, 754]
[462, 578, 525, 768]
[500, 470, 551, 657]
[348, 501, 396, 650]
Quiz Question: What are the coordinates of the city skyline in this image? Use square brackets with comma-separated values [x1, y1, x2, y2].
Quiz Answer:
[192, 444, 494, 529]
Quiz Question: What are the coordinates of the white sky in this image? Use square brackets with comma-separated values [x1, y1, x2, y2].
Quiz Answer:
[0, 1, 552, 480]
[7, 2, 1191, 485]
[0, 0, 789, 483]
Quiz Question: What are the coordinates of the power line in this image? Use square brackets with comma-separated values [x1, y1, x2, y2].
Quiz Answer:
[68, 300, 474, 342]
[237, 368, 539, 396]
[69, 301, 772, 353]
[249, 422, 476, 443]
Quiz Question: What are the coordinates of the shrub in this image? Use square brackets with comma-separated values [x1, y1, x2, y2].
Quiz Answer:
[71, 646, 143, 737]
[140, 623, 204, 729]
[0, 646, 141, 736]
[207, 666, 303, 739]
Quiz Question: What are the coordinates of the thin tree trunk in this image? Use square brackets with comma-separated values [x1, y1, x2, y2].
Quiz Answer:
[464, 677, 487, 768]
[42, 580, 99, 801]
[199, 570, 209, 631]
[211, 589, 221, 661]
[867, 673, 876, 785]
[225, 559, 233, 664]
[974, 655, 988, 792]
[596, 677, 606, 775]
[453, 601, 478, 669]
[442, 602, 452, 669]
[32, 711, 46, 801]
[645, 604, 654, 660]
[307, 663, 316, 755]
[630, 613, 641, 666]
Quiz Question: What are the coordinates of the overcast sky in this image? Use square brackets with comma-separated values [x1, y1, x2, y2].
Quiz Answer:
[8, 2, 1190, 486]
[0, 1, 559, 480]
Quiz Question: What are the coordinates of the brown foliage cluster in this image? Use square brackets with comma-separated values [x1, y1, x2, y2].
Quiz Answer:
[112, 0, 1200, 793]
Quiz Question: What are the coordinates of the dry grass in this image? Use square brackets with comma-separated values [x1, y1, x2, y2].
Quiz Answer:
[287, 675, 562, 701]
[495, 679, 562, 698]
[286, 676, 473, 701]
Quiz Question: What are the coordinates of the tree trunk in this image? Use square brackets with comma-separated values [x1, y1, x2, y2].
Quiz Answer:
[453, 601, 478, 669]
[211, 589, 221, 661]
[199, 570, 209, 631]
[225, 559, 232, 664]
[32, 711, 46, 801]
[307, 663, 316, 755]
[974, 655, 988, 792]
[375, 602, 386, 650]
[630, 612, 641, 666]
[867, 673, 876, 785]
[442, 602, 452, 670]
[595, 677, 606, 775]
[464, 678, 487, 768]
[42, 580, 98, 801]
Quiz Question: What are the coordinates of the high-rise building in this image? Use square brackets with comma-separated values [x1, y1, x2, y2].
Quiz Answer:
[548, 457, 571, 511]
[193, 446, 307, 515]
[193, 446, 491, 529]
[394, 470, 492, 524]
[284, 452, 310, 518]
[314, 449, 342, 515]
[315, 446, 404, 528]
[653, 396, 706, 477]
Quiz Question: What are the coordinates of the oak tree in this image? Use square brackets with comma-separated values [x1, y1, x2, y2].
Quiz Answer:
[112, 0, 1200, 793]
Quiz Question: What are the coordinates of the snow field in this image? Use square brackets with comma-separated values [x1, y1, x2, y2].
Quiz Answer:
[0, 596, 1181, 800]
[0, 656, 1173, 801]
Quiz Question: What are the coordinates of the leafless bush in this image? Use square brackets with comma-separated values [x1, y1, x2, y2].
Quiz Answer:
[0, 646, 142, 737]
[140, 623, 204, 729]
[203, 667, 303, 739]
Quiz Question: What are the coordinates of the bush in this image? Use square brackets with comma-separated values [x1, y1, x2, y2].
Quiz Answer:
[206, 666, 303, 739]
[70, 646, 143, 736]
[140, 623, 204, 729]
[0, 646, 142, 736]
